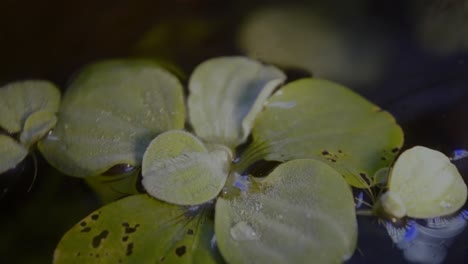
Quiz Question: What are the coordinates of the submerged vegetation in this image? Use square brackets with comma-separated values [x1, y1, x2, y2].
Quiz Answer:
[0, 56, 467, 263]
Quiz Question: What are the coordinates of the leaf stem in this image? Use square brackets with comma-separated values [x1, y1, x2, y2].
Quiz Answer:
[356, 209, 375, 216]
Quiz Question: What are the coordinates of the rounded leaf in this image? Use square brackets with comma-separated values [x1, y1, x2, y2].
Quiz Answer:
[381, 146, 467, 219]
[0, 80, 60, 134]
[0, 135, 28, 174]
[241, 78, 403, 188]
[54, 194, 223, 264]
[215, 159, 357, 263]
[39, 60, 185, 177]
[20, 110, 57, 147]
[188, 56, 286, 148]
[142, 130, 231, 205]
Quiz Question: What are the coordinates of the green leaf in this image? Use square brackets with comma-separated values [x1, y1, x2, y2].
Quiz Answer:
[188, 56, 286, 148]
[20, 110, 58, 148]
[53, 194, 223, 264]
[142, 130, 231, 205]
[85, 167, 141, 204]
[39, 60, 186, 177]
[215, 159, 357, 263]
[380, 146, 467, 219]
[0, 135, 28, 174]
[0, 80, 60, 137]
[240, 78, 403, 188]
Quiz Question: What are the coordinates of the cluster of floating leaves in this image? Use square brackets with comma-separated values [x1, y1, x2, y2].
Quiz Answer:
[0, 56, 466, 263]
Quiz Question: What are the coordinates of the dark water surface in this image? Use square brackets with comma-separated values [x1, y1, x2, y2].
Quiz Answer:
[1, 0, 468, 263]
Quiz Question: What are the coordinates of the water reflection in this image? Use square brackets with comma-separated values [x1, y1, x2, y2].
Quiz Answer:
[385, 210, 468, 264]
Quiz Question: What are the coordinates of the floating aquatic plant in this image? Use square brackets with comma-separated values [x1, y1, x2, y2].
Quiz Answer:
[379, 146, 467, 219]
[0, 56, 465, 263]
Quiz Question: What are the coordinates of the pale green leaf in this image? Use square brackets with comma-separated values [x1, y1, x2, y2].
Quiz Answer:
[39, 60, 185, 177]
[240, 78, 403, 188]
[215, 159, 357, 264]
[53, 194, 223, 264]
[188, 56, 286, 148]
[142, 130, 231, 205]
[381, 146, 467, 219]
[0, 80, 60, 134]
[20, 110, 57, 147]
[0, 135, 28, 174]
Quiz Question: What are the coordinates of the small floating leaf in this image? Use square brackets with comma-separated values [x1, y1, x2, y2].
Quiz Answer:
[188, 56, 286, 148]
[39, 60, 185, 177]
[0, 135, 28, 174]
[20, 110, 57, 147]
[53, 194, 222, 264]
[215, 159, 357, 263]
[240, 78, 403, 188]
[381, 146, 467, 219]
[142, 130, 231, 205]
[0, 80, 60, 135]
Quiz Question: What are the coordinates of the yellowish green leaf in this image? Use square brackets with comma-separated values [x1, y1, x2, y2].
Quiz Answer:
[0, 80, 60, 134]
[381, 146, 467, 219]
[39, 60, 185, 177]
[240, 78, 403, 188]
[188, 56, 286, 148]
[216, 159, 357, 263]
[54, 194, 223, 264]
[0, 135, 28, 174]
[142, 130, 231, 205]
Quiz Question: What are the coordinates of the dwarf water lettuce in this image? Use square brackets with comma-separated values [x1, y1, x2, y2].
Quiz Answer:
[0, 56, 466, 263]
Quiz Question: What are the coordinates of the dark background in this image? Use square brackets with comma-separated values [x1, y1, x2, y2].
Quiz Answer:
[0, 0, 467, 263]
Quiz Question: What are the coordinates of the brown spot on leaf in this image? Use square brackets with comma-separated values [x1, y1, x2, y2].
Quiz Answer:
[122, 236, 129, 242]
[126, 242, 134, 256]
[124, 224, 140, 234]
[187, 229, 194, 235]
[91, 214, 99, 221]
[80, 222, 87, 227]
[80, 227, 91, 233]
[160, 256, 165, 262]
[92, 230, 109, 248]
[76, 252, 81, 257]
[381, 157, 387, 161]
[175, 246, 186, 257]
[321, 150, 329, 156]
[391, 148, 400, 153]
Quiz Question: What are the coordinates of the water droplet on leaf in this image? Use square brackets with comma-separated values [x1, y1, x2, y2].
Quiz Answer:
[230, 221, 260, 241]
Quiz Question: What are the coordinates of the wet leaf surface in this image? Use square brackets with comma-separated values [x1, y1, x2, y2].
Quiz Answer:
[215, 159, 357, 264]
[54, 194, 222, 264]
[241, 78, 403, 188]
[142, 130, 230, 205]
[39, 60, 185, 177]
[381, 146, 467, 219]
[188, 56, 286, 148]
